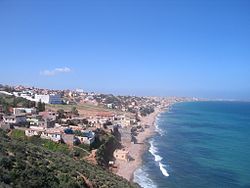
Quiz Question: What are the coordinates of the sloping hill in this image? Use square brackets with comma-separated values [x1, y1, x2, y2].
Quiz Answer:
[0, 130, 138, 188]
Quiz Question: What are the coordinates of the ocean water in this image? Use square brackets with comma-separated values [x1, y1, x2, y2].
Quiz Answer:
[134, 101, 250, 188]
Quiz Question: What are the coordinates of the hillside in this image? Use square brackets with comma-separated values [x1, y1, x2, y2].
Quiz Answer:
[46, 103, 133, 117]
[0, 130, 138, 188]
[0, 93, 36, 113]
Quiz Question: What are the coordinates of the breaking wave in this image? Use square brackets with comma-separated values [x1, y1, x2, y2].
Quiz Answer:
[149, 140, 170, 177]
[159, 162, 170, 177]
[155, 116, 165, 136]
[134, 168, 157, 188]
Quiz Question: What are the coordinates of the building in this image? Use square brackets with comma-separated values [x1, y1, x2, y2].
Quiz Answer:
[26, 115, 42, 125]
[13, 91, 34, 100]
[13, 108, 37, 115]
[113, 148, 129, 162]
[39, 111, 57, 121]
[3, 115, 26, 125]
[35, 94, 62, 104]
[25, 126, 45, 137]
[40, 129, 62, 142]
[75, 131, 95, 145]
[75, 88, 84, 93]
[37, 119, 55, 128]
[114, 115, 131, 128]
[107, 103, 113, 109]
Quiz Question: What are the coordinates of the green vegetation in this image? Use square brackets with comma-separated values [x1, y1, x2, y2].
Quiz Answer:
[57, 109, 65, 119]
[71, 106, 79, 116]
[0, 130, 138, 188]
[47, 103, 123, 115]
[10, 129, 26, 140]
[0, 94, 36, 113]
[37, 100, 46, 112]
[10, 131, 88, 160]
[91, 130, 121, 167]
[140, 106, 155, 116]
[96, 135, 120, 166]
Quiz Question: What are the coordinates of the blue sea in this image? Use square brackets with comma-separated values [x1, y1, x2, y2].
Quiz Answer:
[134, 101, 250, 188]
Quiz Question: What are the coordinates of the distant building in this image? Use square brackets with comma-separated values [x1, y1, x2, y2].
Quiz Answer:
[37, 119, 55, 128]
[26, 115, 42, 125]
[39, 111, 57, 121]
[107, 103, 113, 109]
[13, 108, 37, 115]
[3, 115, 26, 125]
[35, 94, 62, 104]
[75, 88, 84, 93]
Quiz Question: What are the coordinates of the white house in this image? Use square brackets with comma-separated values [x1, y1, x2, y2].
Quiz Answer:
[25, 126, 45, 137]
[40, 129, 62, 142]
[13, 108, 37, 115]
[75, 131, 95, 145]
[35, 94, 62, 104]
[26, 115, 42, 125]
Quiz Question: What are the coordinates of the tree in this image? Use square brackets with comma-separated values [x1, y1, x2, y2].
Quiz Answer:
[37, 100, 45, 112]
[42, 102, 46, 111]
[71, 107, 79, 116]
[12, 97, 17, 108]
[57, 109, 65, 119]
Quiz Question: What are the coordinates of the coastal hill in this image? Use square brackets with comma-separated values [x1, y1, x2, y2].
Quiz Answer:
[0, 129, 138, 188]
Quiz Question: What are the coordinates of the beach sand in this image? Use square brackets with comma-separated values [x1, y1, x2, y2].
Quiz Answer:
[115, 107, 163, 181]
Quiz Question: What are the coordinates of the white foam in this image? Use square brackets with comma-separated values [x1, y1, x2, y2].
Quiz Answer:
[155, 119, 165, 136]
[155, 154, 163, 162]
[149, 139, 170, 177]
[134, 168, 157, 188]
[159, 162, 170, 177]
[149, 141, 158, 160]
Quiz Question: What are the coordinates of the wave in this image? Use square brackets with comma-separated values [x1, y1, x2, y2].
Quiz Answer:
[159, 162, 170, 177]
[155, 117, 165, 136]
[149, 140, 162, 162]
[134, 168, 157, 188]
[149, 140, 170, 177]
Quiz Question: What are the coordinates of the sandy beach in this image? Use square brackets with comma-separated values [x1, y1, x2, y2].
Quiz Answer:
[115, 107, 164, 181]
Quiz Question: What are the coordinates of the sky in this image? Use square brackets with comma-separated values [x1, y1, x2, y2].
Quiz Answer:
[0, 0, 249, 100]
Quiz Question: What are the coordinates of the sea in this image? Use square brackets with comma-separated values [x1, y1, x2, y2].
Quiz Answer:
[134, 101, 250, 188]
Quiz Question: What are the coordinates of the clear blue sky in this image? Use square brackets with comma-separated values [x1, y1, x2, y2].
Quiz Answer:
[0, 0, 249, 100]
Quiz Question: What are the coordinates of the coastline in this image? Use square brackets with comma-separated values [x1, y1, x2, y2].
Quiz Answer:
[115, 105, 169, 182]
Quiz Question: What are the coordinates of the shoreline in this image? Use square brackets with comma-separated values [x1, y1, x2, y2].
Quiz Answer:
[115, 105, 170, 182]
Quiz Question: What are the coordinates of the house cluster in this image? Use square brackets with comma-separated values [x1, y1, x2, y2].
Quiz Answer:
[13, 91, 62, 104]
[2, 85, 63, 104]
[0, 106, 95, 146]
[1, 85, 161, 117]
[25, 126, 95, 145]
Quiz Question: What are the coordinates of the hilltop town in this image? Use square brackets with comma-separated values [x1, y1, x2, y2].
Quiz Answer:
[0, 84, 197, 182]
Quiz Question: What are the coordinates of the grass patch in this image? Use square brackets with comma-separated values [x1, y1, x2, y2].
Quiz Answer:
[10, 130, 26, 140]
[27, 136, 70, 154]
[43, 140, 70, 154]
